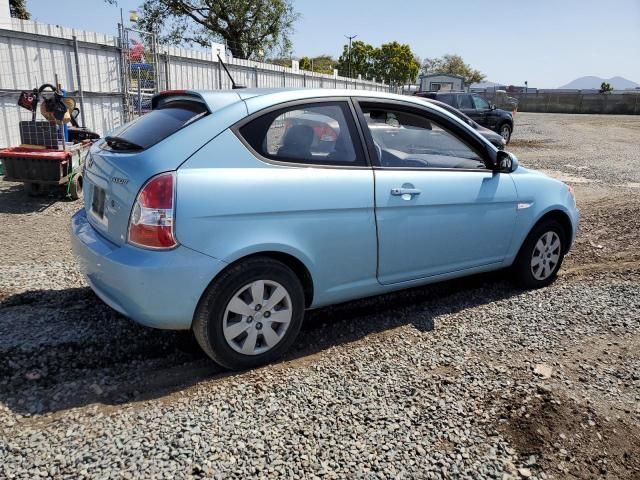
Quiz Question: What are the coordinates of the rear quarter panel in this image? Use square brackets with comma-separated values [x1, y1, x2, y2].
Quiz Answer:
[175, 129, 378, 308]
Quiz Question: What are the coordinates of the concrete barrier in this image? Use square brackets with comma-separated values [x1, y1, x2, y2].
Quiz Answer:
[481, 90, 640, 115]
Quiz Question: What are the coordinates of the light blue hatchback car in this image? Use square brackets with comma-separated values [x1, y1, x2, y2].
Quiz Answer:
[71, 88, 579, 369]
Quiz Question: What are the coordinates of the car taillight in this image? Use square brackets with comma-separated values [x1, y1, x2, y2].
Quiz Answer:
[128, 172, 177, 249]
[314, 126, 337, 142]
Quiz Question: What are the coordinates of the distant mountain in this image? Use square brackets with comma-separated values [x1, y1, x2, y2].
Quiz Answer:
[559, 76, 639, 90]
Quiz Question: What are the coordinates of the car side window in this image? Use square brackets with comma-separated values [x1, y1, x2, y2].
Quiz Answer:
[472, 95, 490, 110]
[458, 94, 474, 109]
[360, 104, 487, 170]
[437, 93, 456, 107]
[238, 101, 365, 166]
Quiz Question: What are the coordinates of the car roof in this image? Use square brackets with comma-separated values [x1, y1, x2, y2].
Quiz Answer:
[193, 88, 443, 114]
[182, 88, 495, 149]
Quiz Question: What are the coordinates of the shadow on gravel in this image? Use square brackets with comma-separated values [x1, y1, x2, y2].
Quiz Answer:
[0, 271, 523, 416]
[0, 183, 62, 214]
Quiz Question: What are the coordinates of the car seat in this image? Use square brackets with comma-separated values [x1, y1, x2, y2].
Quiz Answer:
[277, 125, 314, 160]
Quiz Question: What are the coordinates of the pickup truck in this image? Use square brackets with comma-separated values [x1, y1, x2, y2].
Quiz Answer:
[414, 91, 514, 143]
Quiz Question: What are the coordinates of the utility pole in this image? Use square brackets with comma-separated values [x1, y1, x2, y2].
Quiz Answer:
[345, 34, 357, 78]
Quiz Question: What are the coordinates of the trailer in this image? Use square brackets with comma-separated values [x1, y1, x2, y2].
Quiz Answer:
[1, 142, 90, 200]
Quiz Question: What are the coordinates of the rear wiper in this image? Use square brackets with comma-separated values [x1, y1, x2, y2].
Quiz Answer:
[104, 136, 144, 151]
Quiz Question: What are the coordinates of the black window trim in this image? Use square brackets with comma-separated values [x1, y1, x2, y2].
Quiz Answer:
[351, 97, 498, 173]
[231, 97, 371, 170]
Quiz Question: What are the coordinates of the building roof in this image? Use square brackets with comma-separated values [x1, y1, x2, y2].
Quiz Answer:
[420, 73, 466, 80]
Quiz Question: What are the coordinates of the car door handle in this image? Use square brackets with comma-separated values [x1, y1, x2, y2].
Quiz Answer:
[391, 187, 421, 196]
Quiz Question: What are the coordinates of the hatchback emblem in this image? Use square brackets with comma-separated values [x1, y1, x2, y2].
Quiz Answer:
[111, 176, 129, 185]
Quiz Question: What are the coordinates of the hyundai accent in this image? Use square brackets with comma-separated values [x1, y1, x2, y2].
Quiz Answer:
[71, 88, 578, 370]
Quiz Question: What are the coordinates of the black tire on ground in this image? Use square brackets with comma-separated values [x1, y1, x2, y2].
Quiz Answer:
[192, 256, 305, 370]
[499, 123, 512, 144]
[68, 174, 82, 200]
[512, 219, 566, 289]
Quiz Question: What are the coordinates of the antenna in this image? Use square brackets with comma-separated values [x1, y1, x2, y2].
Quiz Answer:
[217, 54, 246, 89]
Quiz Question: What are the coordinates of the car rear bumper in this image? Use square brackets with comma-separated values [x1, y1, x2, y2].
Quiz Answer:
[71, 208, 226, 330]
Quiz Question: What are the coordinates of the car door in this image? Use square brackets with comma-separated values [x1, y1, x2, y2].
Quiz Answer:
[353, 99, 518, 285]
[457, 94, 480, 122]
[471, 95, 492, 128]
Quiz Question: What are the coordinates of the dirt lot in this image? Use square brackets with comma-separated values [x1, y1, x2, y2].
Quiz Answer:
[1, 113, 639, 479]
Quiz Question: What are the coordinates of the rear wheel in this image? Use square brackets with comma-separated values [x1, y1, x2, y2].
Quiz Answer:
[499, 123, 512, 144]
[513, 219, 565, 288]
[193, 257, 305, 370]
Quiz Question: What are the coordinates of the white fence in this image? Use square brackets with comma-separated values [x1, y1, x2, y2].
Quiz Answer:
[0, 19, 393, 148]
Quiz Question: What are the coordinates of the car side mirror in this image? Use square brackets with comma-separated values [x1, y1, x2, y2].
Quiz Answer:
[495, 150, 517, 173]
[490, 103, 496, 110]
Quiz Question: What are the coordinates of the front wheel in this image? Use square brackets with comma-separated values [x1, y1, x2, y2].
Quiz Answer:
[512, 220, 565, 288]
[193, 257, 305, 370]
[499, 123, 512, 144]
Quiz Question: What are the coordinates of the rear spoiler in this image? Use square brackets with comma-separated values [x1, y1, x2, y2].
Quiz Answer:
[151, 90, 209, 110]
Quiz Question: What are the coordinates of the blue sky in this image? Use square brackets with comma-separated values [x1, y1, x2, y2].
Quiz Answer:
[24, 0, 640, 88]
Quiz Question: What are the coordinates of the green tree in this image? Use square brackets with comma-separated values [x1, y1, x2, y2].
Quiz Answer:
[373, 42, 420, 85]
[306, 55, 336, 75]
[268, 55, 336, 74]
[599, 81, 613, 93]
[336, 41, 419, 84]
[137, 0, 299, 59]
[299, 56, 312, 71]
[10, 0, 31, 19]
[421, 54, 485, 85]
[266, 57, 291, 67]
[336, 40, 375, 79]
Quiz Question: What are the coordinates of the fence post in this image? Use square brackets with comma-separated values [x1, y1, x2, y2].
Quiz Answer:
[634, 93, 639, 115]
[117, 23, 129, 122]
[137, 67, 142, 116]
[577, 90, 583, 114]
[164, 54, 170, 90]
[71, 35, 87, 128]
[217, 58, 222, 89]
[303, 72, 306, 88]
[282, 69, 286, 87]
[254, 66, 259, 88]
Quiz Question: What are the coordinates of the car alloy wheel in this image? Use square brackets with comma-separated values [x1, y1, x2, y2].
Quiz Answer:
[222, 280, 293, 355]
[500, 124, 512, 142]
[530, 231, 562, 281]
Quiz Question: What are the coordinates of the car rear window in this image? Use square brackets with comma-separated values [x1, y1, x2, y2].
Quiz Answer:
[104, 99, 208, 151]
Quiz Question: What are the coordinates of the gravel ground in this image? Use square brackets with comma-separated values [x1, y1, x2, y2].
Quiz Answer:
[1, 113, 639, 479]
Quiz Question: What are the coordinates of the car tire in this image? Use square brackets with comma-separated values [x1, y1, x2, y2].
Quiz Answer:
[512, 219, 566, 289]
[68, 174, 82, 200]
[192, 256, 305, 370]
[498, 123, 512, 144]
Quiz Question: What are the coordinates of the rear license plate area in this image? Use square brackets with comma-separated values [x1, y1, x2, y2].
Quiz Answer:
[91, 184, 106, 218]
